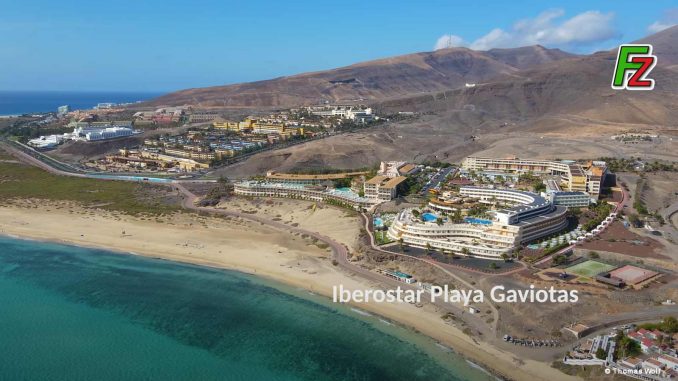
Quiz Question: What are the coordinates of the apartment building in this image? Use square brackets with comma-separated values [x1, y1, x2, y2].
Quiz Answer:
[363, 175, 407, 202]
[234, 181, 374, 210]
[265, 171, 369, 186]
[388, 187, 568, 259]
[462, 156, 607, 200]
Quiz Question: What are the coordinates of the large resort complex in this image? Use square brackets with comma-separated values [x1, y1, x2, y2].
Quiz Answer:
[234, 167, 409, 210]
[388, 187, 568, 259]
[233, 156, 613, 260]
[381, 156, 611, 259]
[462, 156, 607, 201]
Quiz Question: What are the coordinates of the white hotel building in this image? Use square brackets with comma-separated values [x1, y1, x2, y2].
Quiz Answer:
[461, 156, 607, 200]
[387, 187, 568, 259]
[234, 181, 375, 210]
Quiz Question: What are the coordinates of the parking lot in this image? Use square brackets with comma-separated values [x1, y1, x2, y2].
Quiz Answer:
[420, 167, 456, 194]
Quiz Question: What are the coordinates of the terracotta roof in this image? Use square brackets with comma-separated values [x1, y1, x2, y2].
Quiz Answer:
[624, 357, 643, 365]
[590, 166, 605, 176]
[398, 163, 417, 174]
[383, 176, 407, 188]
[658, 354, 678, 364]
[644, 358, 664, 367]
[641, 338, 656, 348]
[365, 175, 390, 185]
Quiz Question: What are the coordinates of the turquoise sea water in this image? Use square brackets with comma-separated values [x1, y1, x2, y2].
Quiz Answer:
[0, 236, 493, 381]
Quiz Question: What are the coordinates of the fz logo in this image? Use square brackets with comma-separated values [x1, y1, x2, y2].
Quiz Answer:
[611, 44, 657, 90]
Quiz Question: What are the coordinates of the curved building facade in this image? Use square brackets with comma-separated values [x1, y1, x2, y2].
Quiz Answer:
[388, 187, 568, 260]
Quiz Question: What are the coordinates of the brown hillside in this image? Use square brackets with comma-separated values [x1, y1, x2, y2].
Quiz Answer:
[146, 46, 574, 108]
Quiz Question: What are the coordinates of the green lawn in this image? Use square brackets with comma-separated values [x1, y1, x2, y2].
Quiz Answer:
[0, 162, 179, 215]
[375, 230, 393, 245]
[565, 260, 616, 278]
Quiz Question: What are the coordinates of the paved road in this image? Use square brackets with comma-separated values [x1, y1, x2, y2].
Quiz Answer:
[0, 140, 216, 184]
[580, 307, 678, 338]
[659, 200, 678, 242]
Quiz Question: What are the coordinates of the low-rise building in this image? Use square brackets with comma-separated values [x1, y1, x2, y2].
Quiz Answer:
[28, 135, 64, 149]
[265, 171, 368, 186]
[388, 187, 568, 260]
[620, 357, 643, 369]
[363, 175, 407, 202]
[642, 358, 666, 378]
[189, 111, 219, 123]
[233, 181, 375, 210]
[546, 191, 591, 208]
[657, 354, 678, 371]
[461, 156, 607, 200]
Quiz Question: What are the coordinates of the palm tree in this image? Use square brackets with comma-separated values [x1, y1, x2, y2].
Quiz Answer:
[426, 243, 433, 253]
[501, 253, 509, 262]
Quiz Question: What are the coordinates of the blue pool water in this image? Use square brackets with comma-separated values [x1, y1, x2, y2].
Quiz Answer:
[374, 217, 384, 227]
[422, 213, 438, 222]
[464, 217, 492, 225]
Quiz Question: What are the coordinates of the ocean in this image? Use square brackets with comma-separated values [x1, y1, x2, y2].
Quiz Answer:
[0, 91, 163, 116]
[0, 236, 492, 381]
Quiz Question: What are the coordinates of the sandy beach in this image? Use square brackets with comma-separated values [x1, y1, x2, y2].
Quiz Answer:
[0, 199, 579, 381]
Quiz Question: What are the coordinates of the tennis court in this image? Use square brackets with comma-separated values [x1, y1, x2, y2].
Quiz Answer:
[565, 260, 616, 278]
[609, 265, 658, 285]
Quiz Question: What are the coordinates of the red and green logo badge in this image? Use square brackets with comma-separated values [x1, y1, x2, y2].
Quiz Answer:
[611, 44, 657, 90]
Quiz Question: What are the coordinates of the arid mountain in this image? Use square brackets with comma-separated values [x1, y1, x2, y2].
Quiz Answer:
[377, 25, 678, 126]
[206, 26, 678, 176]
[146, 46, 574, 108]
[635, 24, 678, 67]
[136, 26, 678, 177]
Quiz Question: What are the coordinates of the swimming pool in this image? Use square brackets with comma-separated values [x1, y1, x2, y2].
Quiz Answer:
[374, 217, 384, 227]
[464, 217, 492, 225]
[422, 213, 438, 222]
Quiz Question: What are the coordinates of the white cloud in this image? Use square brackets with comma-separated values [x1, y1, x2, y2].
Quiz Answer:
[647, 8, 678, 33]
[434, 34, 466, 50]
[434, 9, 619, 51]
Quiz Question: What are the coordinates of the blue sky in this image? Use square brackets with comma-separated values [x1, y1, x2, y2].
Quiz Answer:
[1, 0, 676, 92]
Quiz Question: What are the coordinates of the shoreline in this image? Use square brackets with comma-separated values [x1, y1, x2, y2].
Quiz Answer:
[0, 203, 579, 381]
[0, 232, 500, 379]
[0, 230, 507, 381]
